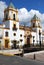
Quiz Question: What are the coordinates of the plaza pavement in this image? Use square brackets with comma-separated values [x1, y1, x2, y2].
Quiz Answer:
[0, 55, 44, 65]
[24, 50, 44, 62]
[0, 49, 44, 63]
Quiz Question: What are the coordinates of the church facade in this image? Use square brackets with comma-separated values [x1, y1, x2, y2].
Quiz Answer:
[0, 3, 44, 49]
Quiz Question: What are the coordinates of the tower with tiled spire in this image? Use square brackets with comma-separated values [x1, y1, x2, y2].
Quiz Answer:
[31, 14, 41, 29]
[3, 3, 19, 29]
[3, 3, 19, 48]
[31, 14, 42, 44]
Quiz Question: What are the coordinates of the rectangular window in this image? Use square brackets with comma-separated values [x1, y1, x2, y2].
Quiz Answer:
[20, 39, 23, 42]
[33, 23, 35, 27]
[24, 35, 26, 38]
[13, 14, 15, 20]
[5, 32, 8, 37]
[20, 34, 22, 37]
[5, 13, 8, 20]
[13, 24, 17, 30]
[14, 33, 16, 36]
[14, 24, 16, 28]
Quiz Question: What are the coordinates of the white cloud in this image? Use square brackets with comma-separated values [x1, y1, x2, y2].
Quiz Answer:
[18, 8, 42, 22]
[0, 1, 44, 30]
[0, 1, 7, 21]
[18, 8, 29, 22]
[18, 8, 44, 30]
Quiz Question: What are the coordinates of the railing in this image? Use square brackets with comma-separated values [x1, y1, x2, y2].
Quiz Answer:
[12, 27, 17, 31]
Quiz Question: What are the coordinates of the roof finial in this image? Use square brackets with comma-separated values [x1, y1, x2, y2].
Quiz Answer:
[32, 14, 40, 20]
[9, 2, 15, 8]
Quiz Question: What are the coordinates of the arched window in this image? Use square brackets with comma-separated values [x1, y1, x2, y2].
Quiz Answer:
[13, 14, 15, 20]
[33, 23, 35, 27]
[5, 13, 8, 20]
[5, 31, 8, 37]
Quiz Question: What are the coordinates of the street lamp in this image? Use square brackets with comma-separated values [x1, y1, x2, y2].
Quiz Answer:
[39, 31, 41, 48]
[33, 36, 35, 46]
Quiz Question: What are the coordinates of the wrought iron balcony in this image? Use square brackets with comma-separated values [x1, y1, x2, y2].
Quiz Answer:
[12, 27, 17, 31]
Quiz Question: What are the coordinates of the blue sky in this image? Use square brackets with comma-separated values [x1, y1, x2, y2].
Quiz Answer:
[1, 0, 44, 13]
[0, 0, 44, 30]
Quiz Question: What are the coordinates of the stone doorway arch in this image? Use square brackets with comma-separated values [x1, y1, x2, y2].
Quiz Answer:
[27, 34, 32, 47]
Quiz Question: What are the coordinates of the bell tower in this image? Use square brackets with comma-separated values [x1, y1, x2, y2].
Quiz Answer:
[31, 14, 42, 32]
[30, 14, 42, 44]
[3, 3, 19, 29]
[3, 3, 20, 48]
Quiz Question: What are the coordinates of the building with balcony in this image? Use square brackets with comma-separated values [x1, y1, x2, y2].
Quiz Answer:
[0, 3, 44, 49]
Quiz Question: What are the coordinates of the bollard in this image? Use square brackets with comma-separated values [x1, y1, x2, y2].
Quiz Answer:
[34, 54, 36, 60]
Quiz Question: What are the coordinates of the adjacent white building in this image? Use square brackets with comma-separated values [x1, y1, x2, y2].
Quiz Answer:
[0, 3, 44, 49]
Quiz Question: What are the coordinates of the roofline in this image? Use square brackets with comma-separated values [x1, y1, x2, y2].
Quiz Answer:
[4, 8, 18, 13]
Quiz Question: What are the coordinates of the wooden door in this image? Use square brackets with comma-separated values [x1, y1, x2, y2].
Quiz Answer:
[27, 37, 30, 44]
[5, 40, 9, 48]
[27, 35, 30, 47]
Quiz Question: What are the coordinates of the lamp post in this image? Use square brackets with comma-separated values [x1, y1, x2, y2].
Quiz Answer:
[33, 36, 35, 46]
[39, 31, 41, 48]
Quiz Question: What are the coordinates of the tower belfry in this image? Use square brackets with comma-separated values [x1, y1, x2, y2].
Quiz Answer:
[3, 3, 18, 22]
[30, 14, 42, 32]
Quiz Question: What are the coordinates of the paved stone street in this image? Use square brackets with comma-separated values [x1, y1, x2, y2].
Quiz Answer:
[24, 50, 44, 62]
[0, 55, 44, 65]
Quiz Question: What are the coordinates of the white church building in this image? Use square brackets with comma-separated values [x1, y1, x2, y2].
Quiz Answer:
[0, 3, 44, 49]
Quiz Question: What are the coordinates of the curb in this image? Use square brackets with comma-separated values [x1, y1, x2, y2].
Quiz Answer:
[2, 53, 14, 56]
[0, 52, 15, 56]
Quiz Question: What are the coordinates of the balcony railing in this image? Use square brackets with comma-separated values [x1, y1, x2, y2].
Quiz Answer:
[12, 27, 17, 31]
